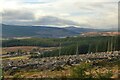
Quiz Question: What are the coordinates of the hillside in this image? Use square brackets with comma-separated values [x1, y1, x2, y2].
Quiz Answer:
[2, 24, 107, 38]
[2, 24, 79, 38]
[64, 26, 100, 33]
[2, 36, 120, 56]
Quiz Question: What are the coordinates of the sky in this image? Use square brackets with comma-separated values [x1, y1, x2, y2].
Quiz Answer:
[0, 0, 119, 29]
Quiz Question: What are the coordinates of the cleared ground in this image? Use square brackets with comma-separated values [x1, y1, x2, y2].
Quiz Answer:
[2, 46, 57, 54]
[3, 62, 119, 78]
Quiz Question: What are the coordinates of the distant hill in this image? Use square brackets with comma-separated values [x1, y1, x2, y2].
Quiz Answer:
[2, 24, 112, 38]
[2, 24, 79, 38]
[64, 26, 100, 33]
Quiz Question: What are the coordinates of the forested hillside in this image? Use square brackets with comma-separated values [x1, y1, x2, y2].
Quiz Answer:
[2, 36, 119, 57]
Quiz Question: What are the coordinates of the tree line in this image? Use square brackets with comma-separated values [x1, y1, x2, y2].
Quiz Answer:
[4, 36, 118, 58]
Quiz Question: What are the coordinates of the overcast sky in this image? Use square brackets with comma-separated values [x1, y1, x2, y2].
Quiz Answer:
[0, 0, 119, 29]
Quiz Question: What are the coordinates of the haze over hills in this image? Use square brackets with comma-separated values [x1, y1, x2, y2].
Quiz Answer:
[1, 24, 116, 38]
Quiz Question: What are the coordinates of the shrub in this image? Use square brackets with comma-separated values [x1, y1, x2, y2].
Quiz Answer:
[70, 63, 93, 79]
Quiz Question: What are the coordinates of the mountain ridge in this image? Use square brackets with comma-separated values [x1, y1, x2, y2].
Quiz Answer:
[1, 24, 114, 38]
[2, 24, 79, 38]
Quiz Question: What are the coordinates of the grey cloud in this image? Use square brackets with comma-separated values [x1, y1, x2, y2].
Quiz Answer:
[2, 20, 34, 26]
[36, 16, 80, 26]
[2, 9, 35, 21]
[3, 15, 81, 26]
[2, 9, 81, 26]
